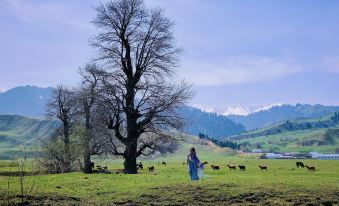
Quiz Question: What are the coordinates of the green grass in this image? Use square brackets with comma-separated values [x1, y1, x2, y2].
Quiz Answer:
[0, 134, 338, 205]
[0, 115, 59, 150]
[236, 128, 339, 153]
[0, 156, 338, 205]
[231, 113, 339, 153]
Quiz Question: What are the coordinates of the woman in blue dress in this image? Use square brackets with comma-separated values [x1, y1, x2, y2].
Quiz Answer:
[187, 147, 204, 181]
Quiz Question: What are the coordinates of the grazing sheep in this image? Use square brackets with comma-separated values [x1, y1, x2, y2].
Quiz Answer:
[211, 165, 220, 170]
[162, 161, 167, 166]
[115, 169, 124, 174]
[96, 165, 108, 173]
[306, 165, 316, 171]
[238, 165, 246, 171]
[259, 165, 268, 171]
[136, 162, 143, 170]
[296, 162, 305, 168]
[97, 165, 110, 173]
[227, 164, 236, 171]
[148, 166, 155, 172]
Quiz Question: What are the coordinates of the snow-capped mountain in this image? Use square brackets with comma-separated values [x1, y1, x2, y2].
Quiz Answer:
[193, 103, 283, 116]
[221, 104, 255, 116]
[194, 103, 339, 130]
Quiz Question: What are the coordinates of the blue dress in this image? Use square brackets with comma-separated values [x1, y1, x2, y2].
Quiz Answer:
[188, 153, 202, 181]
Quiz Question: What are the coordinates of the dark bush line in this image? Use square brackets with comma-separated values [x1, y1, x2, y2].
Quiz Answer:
[198, 133, 240, 150]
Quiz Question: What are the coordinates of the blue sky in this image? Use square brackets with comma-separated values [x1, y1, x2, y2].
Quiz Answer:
[0, 0, 339, 107]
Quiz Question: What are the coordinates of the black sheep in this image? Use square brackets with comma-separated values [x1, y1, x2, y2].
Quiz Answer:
[238, 165, 246, 171]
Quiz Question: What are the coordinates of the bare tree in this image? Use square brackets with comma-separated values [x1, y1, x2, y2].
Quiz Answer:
[91, 0, 193, 174]
[77, 63, 103, 173]
[46, 85, 78, 172]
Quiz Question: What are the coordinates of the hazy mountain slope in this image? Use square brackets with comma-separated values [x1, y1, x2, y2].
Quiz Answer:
[2, 85, 339, 140]
[227, 113, 339, 153]
[227, 104, 339, 130]
[0, 115, 59, 148]
[0, 85, 53, 116]
[0, 114, 234, 160]
[180, 106, 245, 139]
[0, 86, 246, 139]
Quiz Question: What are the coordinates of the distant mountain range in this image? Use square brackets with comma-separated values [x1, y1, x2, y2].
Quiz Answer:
[0, 86, 245, 139]
[1, 85, 339, 139]
[0, 85, 53, 117]
[180, 106, 245, 138]
[0, 114, 236, 160]
[226, 113, 339, 153]
[227, 104, 339, 130]
[190, 103, 339, 131]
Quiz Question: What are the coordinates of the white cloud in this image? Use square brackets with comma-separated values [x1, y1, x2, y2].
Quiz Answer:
[179, 56, 301, 86]
[324, 55, 339, 74]
[1, 0, 92, 29]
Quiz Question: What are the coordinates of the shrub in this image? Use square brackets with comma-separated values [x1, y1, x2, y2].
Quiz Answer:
[36, 137, 82, 174]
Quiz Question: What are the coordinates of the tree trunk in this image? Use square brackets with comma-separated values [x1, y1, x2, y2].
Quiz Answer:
[123, 141, 138, 174]
[83, 133, 92, 173]
[124, 153, 137, 174]
[124, 78, 139, 174]
[63, 123, 71, 172]
[83, 106, 93, 173]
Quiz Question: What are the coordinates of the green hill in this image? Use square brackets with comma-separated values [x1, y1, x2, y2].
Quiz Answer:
[0, 115, 59, 159]
[0, 86, 246, 139]
[154, 133, 235, 163]
[228, 104, 339, 130]
[227, 113, 339, 153]
[180, 106, 245, 139]
[0, 115, 233, 160]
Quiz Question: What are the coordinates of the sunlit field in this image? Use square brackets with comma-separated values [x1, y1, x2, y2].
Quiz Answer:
[1, 156, 338, 206]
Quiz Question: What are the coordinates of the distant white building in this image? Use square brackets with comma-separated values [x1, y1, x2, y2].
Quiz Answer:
[251, 149, 263, 153]
[264, 153, 295, 159]
[309, 152, 339, 160]
[265, 153, 280, 159]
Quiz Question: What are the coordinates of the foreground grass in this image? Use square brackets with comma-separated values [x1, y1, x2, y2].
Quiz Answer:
[0, 157, 338, 206]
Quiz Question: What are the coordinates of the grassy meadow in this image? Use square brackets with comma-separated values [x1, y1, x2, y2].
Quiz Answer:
[236, 128, 339, 153]
[232, 113, 339, 153]
[0, 138, 338, 206]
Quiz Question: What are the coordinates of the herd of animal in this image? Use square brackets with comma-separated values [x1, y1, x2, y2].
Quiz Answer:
[90, 162, 110, 173]
[136, 160, 317, 173]
[210, 161, 316, 172]
[296, 161, 317, 171]
[210, 164, 260, 171]
[91, 160, 317, 174]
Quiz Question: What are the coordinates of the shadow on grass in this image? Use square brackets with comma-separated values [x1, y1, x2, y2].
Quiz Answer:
[1, 194, 81, 206]
[0, 171, 41, 177]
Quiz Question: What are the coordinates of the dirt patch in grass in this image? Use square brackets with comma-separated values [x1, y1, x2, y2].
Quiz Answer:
[1, 186, 338, 206]
[290, 192, 339, 206]
[0, 171, 41, 177]
[112, 185, 339, 206]
[0, 194, 82, 206]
